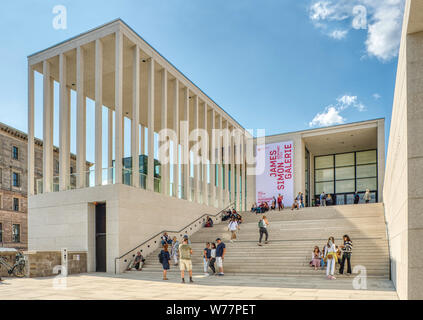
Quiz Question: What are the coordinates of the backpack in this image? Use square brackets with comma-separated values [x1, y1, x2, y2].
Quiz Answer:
[158, 251, 163, 264]
[258, 219, 264, 228]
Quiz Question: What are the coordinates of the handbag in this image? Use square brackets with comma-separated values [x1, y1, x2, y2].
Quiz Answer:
[327, 253, 334, 260]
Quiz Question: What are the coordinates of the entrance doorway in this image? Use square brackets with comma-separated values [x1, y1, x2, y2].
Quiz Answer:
[95, 203, 106, 272]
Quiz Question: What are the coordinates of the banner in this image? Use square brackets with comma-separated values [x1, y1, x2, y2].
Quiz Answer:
[256, 141, 294, 207]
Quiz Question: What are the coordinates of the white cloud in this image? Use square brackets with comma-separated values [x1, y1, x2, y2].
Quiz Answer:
[329, 29, 348, 40]
[308, 0, 405, 62]
[309, 1, 351, 22]
[309, 94, 366, 127]
[373, 93, 381, 100]
[309, 1, 334, 21]
[309, 106, 345, 127]
[365, 2, 404, 62]
[337, 94, 357, 106]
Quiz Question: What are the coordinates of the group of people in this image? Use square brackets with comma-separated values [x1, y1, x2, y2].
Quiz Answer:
[310, 235, 353, 280]
[222, 208, 243, 224]
[318, 189, 372, 206]
[251, 194, 285, 213]
[251, 192, 305, 213]
[157, 232, 227, 282]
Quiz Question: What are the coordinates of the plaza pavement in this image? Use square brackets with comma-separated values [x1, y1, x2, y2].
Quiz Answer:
[0, 271, 398, 300]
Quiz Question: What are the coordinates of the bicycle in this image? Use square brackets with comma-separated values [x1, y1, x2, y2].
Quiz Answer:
[0, 251, 26, 278]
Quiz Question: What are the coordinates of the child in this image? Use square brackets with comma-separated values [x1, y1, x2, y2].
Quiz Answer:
[311, 246, 321, 270]
[209, 243, 217, 274]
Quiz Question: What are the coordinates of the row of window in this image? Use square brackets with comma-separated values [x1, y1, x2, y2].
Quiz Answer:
[0, 223, 21, 243]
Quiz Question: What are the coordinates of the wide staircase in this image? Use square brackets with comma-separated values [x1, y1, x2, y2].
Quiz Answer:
[137, 203, 390, 278]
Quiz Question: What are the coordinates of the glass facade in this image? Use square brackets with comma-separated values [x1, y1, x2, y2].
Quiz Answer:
[314, 149, 378, 205]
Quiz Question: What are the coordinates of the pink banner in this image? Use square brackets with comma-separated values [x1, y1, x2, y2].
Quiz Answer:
[256, 141, 294, 207]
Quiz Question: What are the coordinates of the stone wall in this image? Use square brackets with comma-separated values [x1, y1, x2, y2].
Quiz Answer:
[25, 250, 87, 278]
[384, 0, 423, 300]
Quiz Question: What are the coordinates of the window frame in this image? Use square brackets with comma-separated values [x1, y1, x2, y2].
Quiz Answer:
[13, 197, 19, 212]
[12, 172, 21, 188]
[12, 224, 20, 243]
[12, 146, 19, 160]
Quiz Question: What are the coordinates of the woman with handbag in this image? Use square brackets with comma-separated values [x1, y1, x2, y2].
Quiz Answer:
[324, 236, 338, 280]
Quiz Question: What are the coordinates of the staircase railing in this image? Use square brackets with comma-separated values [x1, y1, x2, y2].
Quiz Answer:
[114, 201, 236, 274]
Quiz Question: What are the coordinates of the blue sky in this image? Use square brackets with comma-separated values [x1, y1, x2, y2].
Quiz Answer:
[0, 0, 404, 163]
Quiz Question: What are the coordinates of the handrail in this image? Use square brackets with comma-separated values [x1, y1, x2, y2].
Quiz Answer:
[114, 201, 236, 274]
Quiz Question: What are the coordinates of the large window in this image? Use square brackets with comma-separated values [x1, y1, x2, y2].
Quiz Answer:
[314, 149, 378, 204]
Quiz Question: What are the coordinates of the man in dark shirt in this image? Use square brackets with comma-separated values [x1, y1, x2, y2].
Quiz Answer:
[215, 238, 226, 276]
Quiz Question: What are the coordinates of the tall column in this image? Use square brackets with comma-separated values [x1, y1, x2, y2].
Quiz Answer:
[147, 57, 155, 191]
[95, 39, 103, 186]
[237, 131, 241, 211]
[230, 126, 235, 206]
[172, 80, 179, 198]
[224, 120, 230, 206]
[193, 96, 200, 203]
[43, 60, 53, 193]
[202, 103, 208, 205]
[59, 53, 70, 191]
[140, 125, 145, 155]
[160, 69, 169, 195]
[219, 115, 223, 207]
[182, 87, 190, 200]
[242, 133, 246, 211]
[28, 65, 35, 195]
[132, 45, 140, 188]
[76, 47, 86, 188]
[210, 108, 216, 207]
[115, 31, 124, 184]
[108, 109, 113, 184]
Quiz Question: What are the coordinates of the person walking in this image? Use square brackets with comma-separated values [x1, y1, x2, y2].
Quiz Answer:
[179, 238, 193, 283]
[228, 217, 239, 243]
[339, 235, 353, 275]
[324, 236, 338, 280]
[364, 189, 371, 203]
[160, 244, 171, 280]
[203, 242, 211, 276]
[209, 243, 217, 274]
[353, 191, 360, 204]
[215, 238, 226, 276]
[258, 215, 269, 246]
[171, 236, 179, 266]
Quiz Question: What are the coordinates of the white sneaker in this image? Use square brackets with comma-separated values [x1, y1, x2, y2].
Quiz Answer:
[204, 273, 209, 276]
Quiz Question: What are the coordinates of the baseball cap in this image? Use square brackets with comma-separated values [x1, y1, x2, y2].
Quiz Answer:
[216, 237, 221, 241]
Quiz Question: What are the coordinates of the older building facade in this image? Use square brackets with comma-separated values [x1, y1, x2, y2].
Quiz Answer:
[0, 122, 83, 250]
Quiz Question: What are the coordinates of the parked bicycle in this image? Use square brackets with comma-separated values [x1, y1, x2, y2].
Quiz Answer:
[0, 251, 26, 278]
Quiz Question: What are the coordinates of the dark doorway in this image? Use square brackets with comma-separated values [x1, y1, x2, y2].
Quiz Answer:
[95, 203, 106, 272]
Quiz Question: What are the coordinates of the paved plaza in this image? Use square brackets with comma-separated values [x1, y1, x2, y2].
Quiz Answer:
[0, 272, 398, 300]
